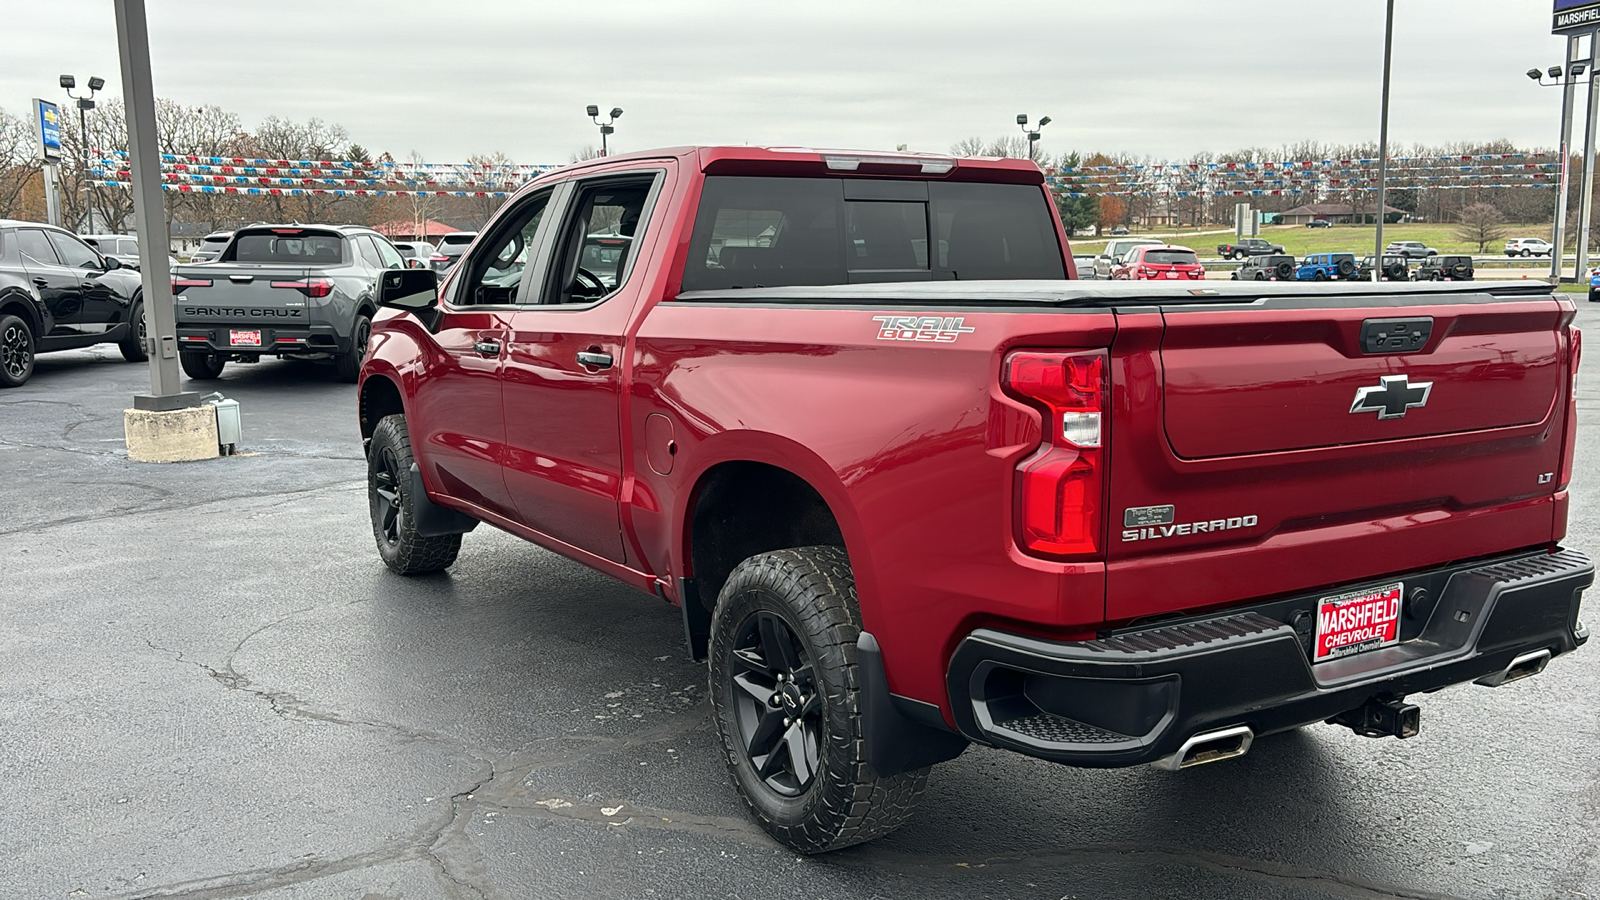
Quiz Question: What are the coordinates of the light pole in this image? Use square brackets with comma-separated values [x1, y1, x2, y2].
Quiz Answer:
[61, 74, 105, 234]
[1530, 51, 1589, 281]
[1017, 113, 1050, 161]
[587, 105, 622, 157]
[1371, 0, 1394, 282]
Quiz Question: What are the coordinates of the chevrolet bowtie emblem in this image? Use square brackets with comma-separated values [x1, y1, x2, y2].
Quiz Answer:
[1350, 374, 1432, 420]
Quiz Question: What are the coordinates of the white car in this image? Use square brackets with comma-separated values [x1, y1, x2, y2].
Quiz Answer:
[189, 230, 234, 262]
[1504, 237, 1554, 258]
[391, 241, 437, 270]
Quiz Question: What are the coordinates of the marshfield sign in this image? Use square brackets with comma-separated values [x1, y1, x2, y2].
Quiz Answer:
[1556, 0, 1600, 33]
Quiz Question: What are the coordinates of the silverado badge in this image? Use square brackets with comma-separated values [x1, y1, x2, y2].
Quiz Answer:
[1349, 374, 1432, 420]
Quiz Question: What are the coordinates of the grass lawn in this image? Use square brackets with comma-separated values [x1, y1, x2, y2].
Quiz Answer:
[1069, 223, 1552, 258]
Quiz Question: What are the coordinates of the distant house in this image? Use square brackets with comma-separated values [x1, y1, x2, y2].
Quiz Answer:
[371, 219, 463, 242]
[1280, 202, 1406, 226]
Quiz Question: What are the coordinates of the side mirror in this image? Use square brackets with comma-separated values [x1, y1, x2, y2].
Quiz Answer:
[101, 255, 121, 271]
[379, 268, 439, 312]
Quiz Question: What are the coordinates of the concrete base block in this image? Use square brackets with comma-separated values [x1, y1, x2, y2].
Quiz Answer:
[124, 406, 219, 463]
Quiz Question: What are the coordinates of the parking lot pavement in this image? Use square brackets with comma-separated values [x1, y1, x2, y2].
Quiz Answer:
[3, 318, 1600, 900]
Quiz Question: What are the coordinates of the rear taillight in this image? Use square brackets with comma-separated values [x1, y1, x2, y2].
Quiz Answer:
[1138, 266, 1155, 277]
[1004, 350, 1107, 557]
[1559, 328, 1581, 490]
[171, 277, 212, 294]
[270, 277, 334, 298]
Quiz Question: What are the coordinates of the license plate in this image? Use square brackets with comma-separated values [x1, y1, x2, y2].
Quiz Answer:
[1314, 582, 1402, 662]
[1164, 272, 1178, 278]
[229, 330, 261, 347]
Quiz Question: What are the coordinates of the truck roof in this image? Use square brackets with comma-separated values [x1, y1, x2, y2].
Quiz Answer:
[542, 146, 1046, 185]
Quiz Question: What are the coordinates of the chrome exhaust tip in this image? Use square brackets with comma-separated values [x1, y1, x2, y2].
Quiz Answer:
[1153, 725, 1254, 772]
[1475, 648, 1552, 687]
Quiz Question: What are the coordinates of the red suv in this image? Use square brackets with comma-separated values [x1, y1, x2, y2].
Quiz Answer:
[1110, 244, 1205, 281]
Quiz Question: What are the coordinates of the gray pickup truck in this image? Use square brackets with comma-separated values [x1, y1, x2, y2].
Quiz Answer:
[170, 224, 408, 381]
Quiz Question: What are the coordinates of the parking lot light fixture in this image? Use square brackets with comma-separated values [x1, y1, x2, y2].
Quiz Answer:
[1530, 68, 1545, 81]
[1018, 112, 1050, 162]
[588, 105, 622, 157]
[62, 73, 104, 234]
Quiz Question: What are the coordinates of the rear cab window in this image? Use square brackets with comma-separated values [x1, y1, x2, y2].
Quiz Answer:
[224, 228, 345, 265]
[680, 176, 1064, 292]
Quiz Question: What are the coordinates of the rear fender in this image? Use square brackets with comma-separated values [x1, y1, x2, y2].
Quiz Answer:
[675, 430, 875, 623]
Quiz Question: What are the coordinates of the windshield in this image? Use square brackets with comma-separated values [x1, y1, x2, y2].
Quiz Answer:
[1143, 250, 1198, 266]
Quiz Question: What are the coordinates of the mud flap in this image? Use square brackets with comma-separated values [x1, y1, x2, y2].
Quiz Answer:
[858, 631, 968, 777]
[408, 463, 480, 537]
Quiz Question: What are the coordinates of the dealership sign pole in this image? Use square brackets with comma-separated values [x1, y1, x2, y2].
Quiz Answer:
[31, 98, 63, 227]
[1554, 0, 1600, 280]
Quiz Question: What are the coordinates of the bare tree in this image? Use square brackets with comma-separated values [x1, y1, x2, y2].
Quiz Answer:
[0, 106, 40, 219]
[1454, 202, 1507, 253]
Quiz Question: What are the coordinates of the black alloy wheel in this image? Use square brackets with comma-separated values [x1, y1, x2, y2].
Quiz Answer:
[709, 546, 927, 853]
[335, 312, 373, 383]
[366, 414, 461, 574]
[371, 442, 407, 550]
[728, 610, 822, 797]
[119, 299, 148, 362]
[0, 314, 35, 388]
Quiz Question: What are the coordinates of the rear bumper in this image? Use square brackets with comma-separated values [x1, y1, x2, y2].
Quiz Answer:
[945, 549, 1591, 768]
[177, 323, 346, 355]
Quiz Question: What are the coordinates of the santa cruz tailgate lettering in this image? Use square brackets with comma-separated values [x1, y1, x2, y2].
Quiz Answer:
[182, 307, 304, 318]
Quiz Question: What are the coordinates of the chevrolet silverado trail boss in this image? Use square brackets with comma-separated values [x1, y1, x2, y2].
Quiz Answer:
[170, 224, 410, 382]
[356, 146, 1591, 854]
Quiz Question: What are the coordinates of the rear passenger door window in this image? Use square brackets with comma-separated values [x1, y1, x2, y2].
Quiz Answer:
[16, 228, 62, 266]
[539, 174, 661, 305]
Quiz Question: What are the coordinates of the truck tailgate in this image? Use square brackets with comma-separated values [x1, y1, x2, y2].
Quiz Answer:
[172, 265, 315, 323]
[1104, 293, 1575, 623]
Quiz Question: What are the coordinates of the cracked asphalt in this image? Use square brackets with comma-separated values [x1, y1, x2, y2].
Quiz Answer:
[2, 309, 1599, 900]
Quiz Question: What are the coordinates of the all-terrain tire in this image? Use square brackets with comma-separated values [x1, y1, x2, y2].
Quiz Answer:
[334, 311, 372, 384]
[118, 298, 148, 362]
[1336, 258, 1356, 277]
[708, 546, 927, 854]
[0, 314, 35, 388]
[368, 414, 461, 574]
[180, 350, 226, 380]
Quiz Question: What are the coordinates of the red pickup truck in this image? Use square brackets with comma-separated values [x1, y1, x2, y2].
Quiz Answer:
[357, 146, 1590, 854]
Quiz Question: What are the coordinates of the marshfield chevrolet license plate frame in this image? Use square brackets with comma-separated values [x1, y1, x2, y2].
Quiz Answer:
[1313, 581, 1403, 662]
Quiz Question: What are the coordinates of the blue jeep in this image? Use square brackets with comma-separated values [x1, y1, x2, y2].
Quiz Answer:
[1296, 252, 1359, 281]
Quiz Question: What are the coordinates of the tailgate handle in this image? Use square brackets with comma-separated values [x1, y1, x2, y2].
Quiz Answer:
[1360, 317, 1433, 354]
[473, 341, 501, 357]
[229, 274, 254, 283]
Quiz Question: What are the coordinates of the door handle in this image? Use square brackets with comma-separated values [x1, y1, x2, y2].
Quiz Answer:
[473, 341, 501, 357]
[576, 350, 613, 370]
[32, 278, 47, 288]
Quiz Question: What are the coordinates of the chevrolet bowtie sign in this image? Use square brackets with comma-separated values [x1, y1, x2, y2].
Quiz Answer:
[1350, 375, 1432, 420]
[1555, 0, 1600, 33]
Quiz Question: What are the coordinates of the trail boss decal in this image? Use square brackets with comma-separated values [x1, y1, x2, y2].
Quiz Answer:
[872, 315, 975, 343]
[1122, 514, 1258, 542]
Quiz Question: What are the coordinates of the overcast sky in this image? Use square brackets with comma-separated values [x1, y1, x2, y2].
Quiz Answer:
[0, 0, 1584, 164]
